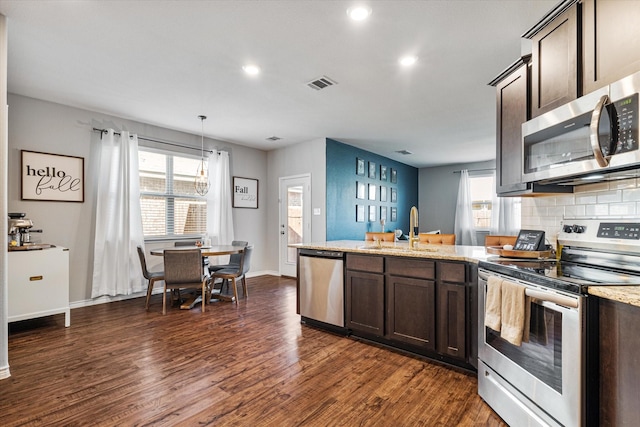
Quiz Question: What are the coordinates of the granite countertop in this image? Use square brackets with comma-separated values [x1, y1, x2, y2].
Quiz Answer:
[292, 240, 640, 307]
[588, 286, 640, 308]
[291, 240, 491, 263]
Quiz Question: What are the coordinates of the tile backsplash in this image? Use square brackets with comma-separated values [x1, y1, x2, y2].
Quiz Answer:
[521, 178, 640, 248]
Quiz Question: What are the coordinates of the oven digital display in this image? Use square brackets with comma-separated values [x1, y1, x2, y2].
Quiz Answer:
[597, 223, 640, 239]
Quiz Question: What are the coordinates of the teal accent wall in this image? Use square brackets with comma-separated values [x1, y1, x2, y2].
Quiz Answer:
[326, 138, 418, 240]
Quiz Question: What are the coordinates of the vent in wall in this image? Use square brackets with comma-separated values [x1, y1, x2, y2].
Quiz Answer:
[307, 76, 337, 90]
[395, 149, 413, 155]
[266, 136, 282, 141]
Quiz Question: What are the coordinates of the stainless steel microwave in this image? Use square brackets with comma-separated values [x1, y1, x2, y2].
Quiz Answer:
[522, 71, 640, 185]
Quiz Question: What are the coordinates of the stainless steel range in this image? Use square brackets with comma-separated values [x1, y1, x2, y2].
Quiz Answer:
[478, 218, 640, 427]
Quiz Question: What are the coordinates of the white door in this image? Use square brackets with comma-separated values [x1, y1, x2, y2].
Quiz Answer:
[279, 174, 311, 277]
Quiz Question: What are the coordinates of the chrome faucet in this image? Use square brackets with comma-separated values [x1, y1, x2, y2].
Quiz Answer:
[409, 206, 419, 248]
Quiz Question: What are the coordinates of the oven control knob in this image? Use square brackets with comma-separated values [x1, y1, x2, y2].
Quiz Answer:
[572, 225, 585, 233]
[563, 225, 573, 233]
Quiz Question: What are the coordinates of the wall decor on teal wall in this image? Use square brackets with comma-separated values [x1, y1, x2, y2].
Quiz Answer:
[325, 138, 418, 240]
[356, 158, 365, 176]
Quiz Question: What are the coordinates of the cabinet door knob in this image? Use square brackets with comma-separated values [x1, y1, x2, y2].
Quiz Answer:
[29, 275, 43, 281]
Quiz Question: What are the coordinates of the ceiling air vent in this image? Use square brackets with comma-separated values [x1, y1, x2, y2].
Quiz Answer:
[395, 149, 413, 155]
[266, 136, 282, 141]
[307, 76, 337, 91]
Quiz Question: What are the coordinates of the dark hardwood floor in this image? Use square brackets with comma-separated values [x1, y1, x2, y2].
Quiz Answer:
[2, 276, 506, 426]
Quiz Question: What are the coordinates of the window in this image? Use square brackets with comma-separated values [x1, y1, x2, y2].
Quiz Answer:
[138, 149, 207, 239]
[469, 174, 521, 230]
[470, 175, 494, 229]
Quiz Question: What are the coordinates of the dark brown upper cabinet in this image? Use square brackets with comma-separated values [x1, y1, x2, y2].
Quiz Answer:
[492, 58, 529, 195]
[530, 3, 580, 118]
[582, 0, 640, 94]
[488, 57, 572, 196]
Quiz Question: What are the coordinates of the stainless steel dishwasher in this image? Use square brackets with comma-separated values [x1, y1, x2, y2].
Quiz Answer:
[298, 249, 345, 329]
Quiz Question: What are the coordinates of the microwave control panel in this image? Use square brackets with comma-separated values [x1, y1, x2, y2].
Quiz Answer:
[613, 93, 638, 153]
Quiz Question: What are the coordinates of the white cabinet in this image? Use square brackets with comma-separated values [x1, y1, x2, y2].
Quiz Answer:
[8, 246, 70, 327]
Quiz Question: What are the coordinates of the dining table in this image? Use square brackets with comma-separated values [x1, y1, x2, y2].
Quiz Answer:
[150, 244, 246, 308]
[149, 244, 245, 257]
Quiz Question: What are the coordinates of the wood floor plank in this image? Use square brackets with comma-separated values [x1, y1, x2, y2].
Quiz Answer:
[1, 276, 506, 426]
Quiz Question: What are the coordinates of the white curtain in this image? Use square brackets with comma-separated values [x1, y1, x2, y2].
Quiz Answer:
[91, 130, 145, 297]
[207, 150, 234, 246]
[454, 170, 478, 246]
[490, 172, 521, 235]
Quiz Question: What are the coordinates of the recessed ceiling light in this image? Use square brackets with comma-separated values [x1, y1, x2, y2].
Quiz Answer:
[399, 56, 418, 67]
[242, 65, 260, 75]
[347, 6, 371, 21]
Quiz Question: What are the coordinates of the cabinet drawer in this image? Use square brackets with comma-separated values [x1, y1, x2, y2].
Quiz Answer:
[346, 254, 384, 273]
[8, 248, 69, 318]
[386, 257, 435, 280]
[439, 262, 466, 283]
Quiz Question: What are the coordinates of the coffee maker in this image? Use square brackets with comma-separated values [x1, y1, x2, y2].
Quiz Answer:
[8, 213, 42, 247]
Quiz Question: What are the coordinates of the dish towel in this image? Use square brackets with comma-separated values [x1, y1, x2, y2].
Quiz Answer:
[500, 280, 526, 346]
[485, 276, 503, 332]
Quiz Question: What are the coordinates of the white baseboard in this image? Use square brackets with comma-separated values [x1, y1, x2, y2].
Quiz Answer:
[0, 365, 10, 380]
[70, 271, 279, 309]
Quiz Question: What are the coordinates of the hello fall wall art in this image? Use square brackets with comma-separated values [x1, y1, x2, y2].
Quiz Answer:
[21, 150, 84, 202]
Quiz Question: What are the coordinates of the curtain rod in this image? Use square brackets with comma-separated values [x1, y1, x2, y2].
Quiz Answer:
[453, 168, 495, 173]
[92, 127, 218, 154]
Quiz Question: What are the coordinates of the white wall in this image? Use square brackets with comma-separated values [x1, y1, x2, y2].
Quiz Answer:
[7, 94, 269, 304]
[419, 159, 496, 235]
[266, 138, 326, 271]
[1, 14, 10, 379]
[522, 178, 640, 247]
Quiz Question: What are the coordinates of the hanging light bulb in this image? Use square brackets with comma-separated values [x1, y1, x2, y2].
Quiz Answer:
[195, 115, 210, 195]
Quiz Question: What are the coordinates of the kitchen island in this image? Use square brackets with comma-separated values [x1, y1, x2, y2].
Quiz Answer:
[293, 240, 489, 371]
[294, 240, 489, 263]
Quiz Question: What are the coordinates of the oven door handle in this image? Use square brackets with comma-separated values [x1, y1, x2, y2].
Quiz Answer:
[479, 271, 579, 309]
[523, 288, 578, 309]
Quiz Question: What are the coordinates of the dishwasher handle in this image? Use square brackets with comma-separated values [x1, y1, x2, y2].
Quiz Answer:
[299, 249, 344, 259]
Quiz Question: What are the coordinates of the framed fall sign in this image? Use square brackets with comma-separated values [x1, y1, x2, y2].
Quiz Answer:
[233, 176, 258, 208]
[21, 150, 84, 202]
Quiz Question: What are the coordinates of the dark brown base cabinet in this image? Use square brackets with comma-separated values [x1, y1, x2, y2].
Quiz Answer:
[387, 275, 435, 350]
[387, 256, 437, 351]
[598, 297, 640, 426]
[345, 253, 475, 370]
[345, 269, 385, 336]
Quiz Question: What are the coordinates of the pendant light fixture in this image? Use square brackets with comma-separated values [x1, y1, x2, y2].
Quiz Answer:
[195, 115, 210, 196]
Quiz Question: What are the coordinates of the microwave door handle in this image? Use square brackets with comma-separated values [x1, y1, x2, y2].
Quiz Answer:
[590, 94, 611, 167]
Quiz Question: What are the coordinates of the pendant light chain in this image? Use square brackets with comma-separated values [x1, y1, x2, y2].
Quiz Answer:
[195, 115, 210, 195]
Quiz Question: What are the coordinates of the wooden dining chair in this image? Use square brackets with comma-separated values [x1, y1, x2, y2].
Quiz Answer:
[365, 232, 395, 242]
[162, 249, 209, 314]
[137, 246, 164, 310]
[210, 246, 253, 303]
[418, 233, 456, 245]
[484, 235, 517, 247]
